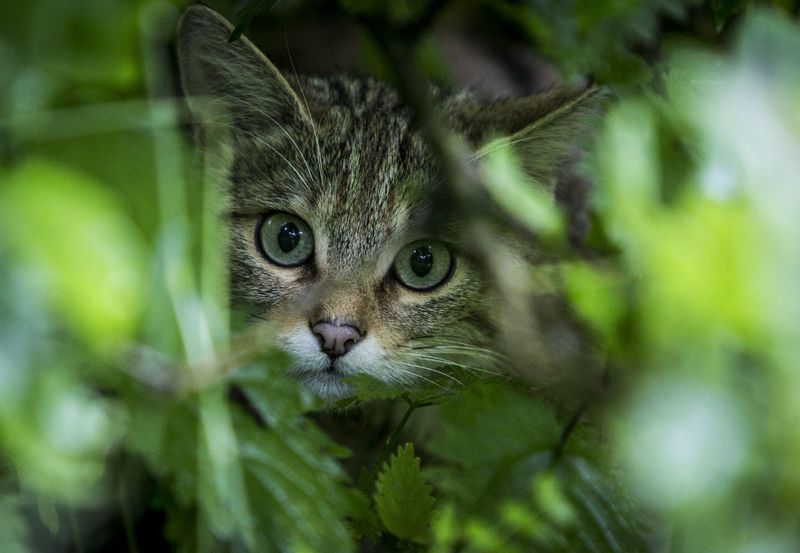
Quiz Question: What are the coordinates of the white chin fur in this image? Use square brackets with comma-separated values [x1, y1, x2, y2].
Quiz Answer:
[280, 326, 391, 399]
[297, 371, 353, 399]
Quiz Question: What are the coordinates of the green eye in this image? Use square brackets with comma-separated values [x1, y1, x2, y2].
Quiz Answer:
[257, 212, 314, 267]
[393, 240, 453, 291]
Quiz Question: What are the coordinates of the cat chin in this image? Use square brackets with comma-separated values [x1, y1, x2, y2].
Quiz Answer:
[297, 372, 352, 399]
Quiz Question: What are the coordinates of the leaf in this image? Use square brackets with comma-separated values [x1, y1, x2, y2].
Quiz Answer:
[373, 443, 435, 544]
[232, 360, 321, 425]
[480, 137, 565, 239]
[0, 159, 147, 352]
[238, 414, 355, 552]
[344, 488, 382, 540]
[429, 379, 560, 466]
[343, 366, 473, 407]
[710, 0, 746, 29]
[341, 374, 409, 403]
[0, 495, 28, 553]
[230, 0, 281, 42]
[197, 388, 256, 548]
[230, 360, 355, 551]
[555, 458, 658, 553]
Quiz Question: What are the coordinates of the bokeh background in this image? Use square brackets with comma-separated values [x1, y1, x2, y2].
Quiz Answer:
[1, 1, 800, 551]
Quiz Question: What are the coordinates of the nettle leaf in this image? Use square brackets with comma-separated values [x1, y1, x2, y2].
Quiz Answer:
[374, 443, 435, 544]
[343, 374, 409, 403]
[346, 487, 382, 541]
[425, 380, 561, 514]
[230, 362, 355, 551]
[237, 414, 355, 552]
[430, 379, 560, 466]
[344, 367, 475, 407]
[232, 361, 321, 425]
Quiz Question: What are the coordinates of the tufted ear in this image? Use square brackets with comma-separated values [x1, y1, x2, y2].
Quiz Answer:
[177, 5, 312, 137]
[463, 87, 608, 193]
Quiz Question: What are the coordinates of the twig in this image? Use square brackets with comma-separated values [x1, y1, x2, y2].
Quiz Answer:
[549, 397, 591, 467]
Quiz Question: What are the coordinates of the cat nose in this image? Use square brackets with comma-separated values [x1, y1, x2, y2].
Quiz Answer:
[311, 321, 363, 358]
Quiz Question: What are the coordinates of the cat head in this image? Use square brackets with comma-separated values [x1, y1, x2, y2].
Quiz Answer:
[177, 6, 605, 398]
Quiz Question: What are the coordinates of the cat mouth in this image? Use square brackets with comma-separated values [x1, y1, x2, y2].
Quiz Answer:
[287, 358, 354, 399]
[324, 360, 339, 374]
[297, 368, 352, 399]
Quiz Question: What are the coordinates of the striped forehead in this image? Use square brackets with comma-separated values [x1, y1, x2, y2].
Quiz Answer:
[310, 111, 430, 272]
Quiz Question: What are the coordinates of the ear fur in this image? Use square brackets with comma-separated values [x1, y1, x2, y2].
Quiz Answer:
[176, 5, 311, 134]
[469, 87, 609, 193]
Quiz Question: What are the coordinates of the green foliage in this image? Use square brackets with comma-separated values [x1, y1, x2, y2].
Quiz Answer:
[0, 159, 147, 351]
[481, 143, 564, 240]
[0, 495, 29, 553]
[2, 1, 800, 552]
[231, 0, 281, 41]
[430, 380, 560, 470]
[232, 364, 356, 551]
[374, 443, 435, 544]
[494, 0, 690, 86]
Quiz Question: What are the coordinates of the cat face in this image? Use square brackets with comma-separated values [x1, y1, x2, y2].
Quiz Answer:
[224, 79, 489, 397]
[177, 6, 604, 397]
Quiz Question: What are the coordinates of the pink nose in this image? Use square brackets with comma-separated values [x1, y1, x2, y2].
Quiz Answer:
[311, 321, 363, 357]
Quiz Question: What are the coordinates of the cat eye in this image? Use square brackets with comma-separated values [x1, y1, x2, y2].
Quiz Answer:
[257, 212, 314, 267]
[393, 240, 453, 291]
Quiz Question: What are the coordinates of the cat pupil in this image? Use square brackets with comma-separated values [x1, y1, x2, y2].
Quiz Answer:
[410, 246, 433, 277]
[278, 223, 302, 253]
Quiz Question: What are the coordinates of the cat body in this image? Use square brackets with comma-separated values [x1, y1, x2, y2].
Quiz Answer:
[177, 6, 604, 399]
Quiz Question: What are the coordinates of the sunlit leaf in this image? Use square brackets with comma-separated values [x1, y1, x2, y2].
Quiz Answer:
[0, 159, 147, 351]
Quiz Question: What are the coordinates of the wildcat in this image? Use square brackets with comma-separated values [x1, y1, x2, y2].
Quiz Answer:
[177, 5, 604, 400]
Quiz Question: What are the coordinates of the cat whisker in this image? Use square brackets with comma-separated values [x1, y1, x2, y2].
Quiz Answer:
[284, 34, 326, 184]
[404, 352, 503, 378]
[410, 338, 507, 358]
[403, 340, 508, 364]
[404, 343, 506, 361]
[402, 347, 501, 369]
[391, 360, 464, 387]
[388, 366, 450, 391]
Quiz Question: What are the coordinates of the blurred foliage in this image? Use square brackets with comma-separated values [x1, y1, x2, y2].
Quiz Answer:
[1, 0, 800, 552]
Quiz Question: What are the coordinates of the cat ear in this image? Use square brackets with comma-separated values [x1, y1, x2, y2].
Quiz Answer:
[464, 87, 608, 193]
[177, 5, 311, 135]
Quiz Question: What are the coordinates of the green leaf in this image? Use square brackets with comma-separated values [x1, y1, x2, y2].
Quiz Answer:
[230, 361, 355, 551]
[373, 443, 435, 544]
[238, 414, 355, 552]
[429, 379, 560, 466]
[0, 494, 28, 553]
[342, 374, 409, 403]
[710, 0, 747, 29]
[480, 140, 564, 239]
[342, 367, 465, 407]
[231, 0, 281, 42]
[232, 360, 321, 424]
[555, 458, 657, 552]
[0, 159, 147, 352]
